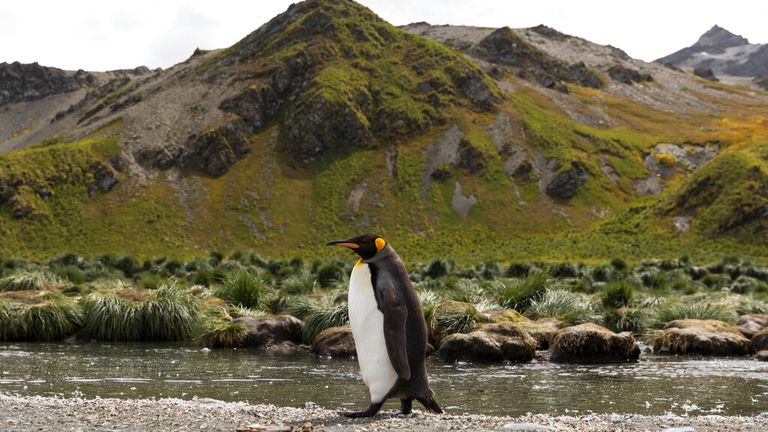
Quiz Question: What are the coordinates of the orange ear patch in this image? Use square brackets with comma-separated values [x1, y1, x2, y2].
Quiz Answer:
[375, 237, 386, 252]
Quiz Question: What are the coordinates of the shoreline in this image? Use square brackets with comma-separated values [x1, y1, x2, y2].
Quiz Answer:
[1, 394, 767, 432]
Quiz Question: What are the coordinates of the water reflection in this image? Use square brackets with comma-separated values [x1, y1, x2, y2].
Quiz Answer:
[0, 343, 766, 416]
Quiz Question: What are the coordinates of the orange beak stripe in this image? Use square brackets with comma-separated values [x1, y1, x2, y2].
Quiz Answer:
[331, 242, 359, 249]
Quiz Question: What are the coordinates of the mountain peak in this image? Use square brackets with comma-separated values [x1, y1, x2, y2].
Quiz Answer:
[696, 25, 749, 49]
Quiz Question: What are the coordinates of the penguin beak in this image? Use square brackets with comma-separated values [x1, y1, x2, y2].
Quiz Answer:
[326, 240, 359, 249]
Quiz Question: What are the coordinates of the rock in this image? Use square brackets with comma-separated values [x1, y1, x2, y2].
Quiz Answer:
[550, 323, 640, 363]
[567, 62, 603, 89]
[546, 162, 587, 200]
[693, 66, 718, 81]
[653, 319, 750, 356]
[503, 423, 554, 431]
[661, 427, 696, 432]
[310, 326, 356, 357]
[451, 181, 477, 218]
[755, 75, 768, 91]
[0, 61, 95, 106]
[737, 314, 768, 338]
[438, 322, 537, 363]
[607, 65, 653, 85]
[455, 68, 495, 110]
[231, 315, 303, 348]
[178, 121, 254, 176]
[634, 176, 662, 196]
[457, 139, 487, 173]
[93, 164, 119, 192]
[755, 350, 768, 361]
[519, 318, 564, 350]
[752, 328, 768, 352]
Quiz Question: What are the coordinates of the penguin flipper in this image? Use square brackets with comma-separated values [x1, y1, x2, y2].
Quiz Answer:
[378, 282, 411, 380]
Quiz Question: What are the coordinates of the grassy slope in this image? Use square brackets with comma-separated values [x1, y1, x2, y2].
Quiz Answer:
[0, 2, 767, 263]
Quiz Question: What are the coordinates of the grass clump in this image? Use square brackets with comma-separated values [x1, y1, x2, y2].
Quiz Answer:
[603, 307, 646, 333]
[601, 280, 636, 309]
[0, 270, 69, 292]
[217, 270, 268, 308]
[0, 293, 83, 341]
[651, 302, 737, 328]
[81, 284, 198, 341]
[489, 271, 549, 310]
[528, 289, 593, 325]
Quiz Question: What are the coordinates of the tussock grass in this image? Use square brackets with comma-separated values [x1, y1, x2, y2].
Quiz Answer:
[651, 302, 737, 328]
[280, 269, 317, 295]
[0, 270, 69, 292]
[528, 289, 593, 325]
[601, 280, 636, 309]
[81, 284, 198, 341]
[0, 293, 83, 341]
[489, 271, 550, 310]
[217, 270, 268, 308]
[603, 307, 646, 333]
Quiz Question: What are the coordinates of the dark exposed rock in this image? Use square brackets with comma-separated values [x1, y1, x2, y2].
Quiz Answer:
[93, 164, 119, 192]
[177, 121, 254, 176]
[219, 84, 282, 130]
[693, 67, 718, 81]
[310, 325, 356, 357]
[607, 65, 653, 85]
[546, 162, 587, 200]
[752, 328, 768, 352]
[550, 323, 640, 363]
[455, 68, 496, 110]
[568, 62, 603, 88]
[0, 61, 95, 106]
[438, 322, 538, 363]
[737, 314, 768, 339]
[231, 315, 303, 348]
[654, 319, 751, 356]
[474, 27, 602, 91]
[529, 25, 568, 41]
[284, 93, 373, 162]
[755, 75, 768, 91]
[756, 350, 768, 361]
[457, 139, 487, 173]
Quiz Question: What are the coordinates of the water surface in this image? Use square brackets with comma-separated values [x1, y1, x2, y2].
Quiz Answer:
[1, 343, 766, 416]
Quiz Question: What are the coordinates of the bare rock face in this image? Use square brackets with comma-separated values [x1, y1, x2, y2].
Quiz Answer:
[438, 322, 538, 363]
[607, 65, 653, 85]
[546, 162, 588, 200]
[550, 323, 640, 363]
[0, 62, 95, 106]
[693, 67, 718, 81]
[752, 328, 768, 352]
[451, 181, 477, 218]
[231, 315, 303, 348]
[737, 314, 768, 339]
[310, 325, 356, 357]
[653, 319, 750, 356]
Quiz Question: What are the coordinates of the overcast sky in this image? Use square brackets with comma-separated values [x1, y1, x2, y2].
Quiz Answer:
[1, 1, 766, 72]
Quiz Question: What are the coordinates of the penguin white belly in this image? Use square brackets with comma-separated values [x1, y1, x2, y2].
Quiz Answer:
[348, 261, 399, 403]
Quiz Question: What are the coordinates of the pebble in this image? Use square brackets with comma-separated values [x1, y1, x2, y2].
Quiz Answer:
[503, 423, 554, 431]
[0, 394, 766, 432]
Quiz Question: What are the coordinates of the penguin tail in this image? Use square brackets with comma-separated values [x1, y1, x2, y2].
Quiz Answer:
[417, 394, 444, 414]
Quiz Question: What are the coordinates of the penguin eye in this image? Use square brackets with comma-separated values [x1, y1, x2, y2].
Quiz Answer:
[375, 237, 386, 252]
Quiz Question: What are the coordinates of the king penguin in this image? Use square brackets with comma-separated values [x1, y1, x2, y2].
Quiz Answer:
[327, 234, 443, 417]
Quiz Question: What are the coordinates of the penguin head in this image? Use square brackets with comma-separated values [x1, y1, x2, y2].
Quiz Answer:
[326, 233, 387, 260]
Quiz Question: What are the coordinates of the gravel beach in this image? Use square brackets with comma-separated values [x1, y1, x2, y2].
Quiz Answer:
[1, 394, 767, 432]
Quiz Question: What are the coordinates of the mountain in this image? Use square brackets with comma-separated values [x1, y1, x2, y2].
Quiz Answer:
[657, 25, 768, 79]
[0, 0, 766, 262]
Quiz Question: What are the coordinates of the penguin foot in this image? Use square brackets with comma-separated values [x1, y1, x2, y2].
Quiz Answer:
[399, 398, 413, 415]
[340, 402, 383, 418]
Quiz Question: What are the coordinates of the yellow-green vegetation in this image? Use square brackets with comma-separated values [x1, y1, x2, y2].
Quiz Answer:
[1, 1, 768, 263]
